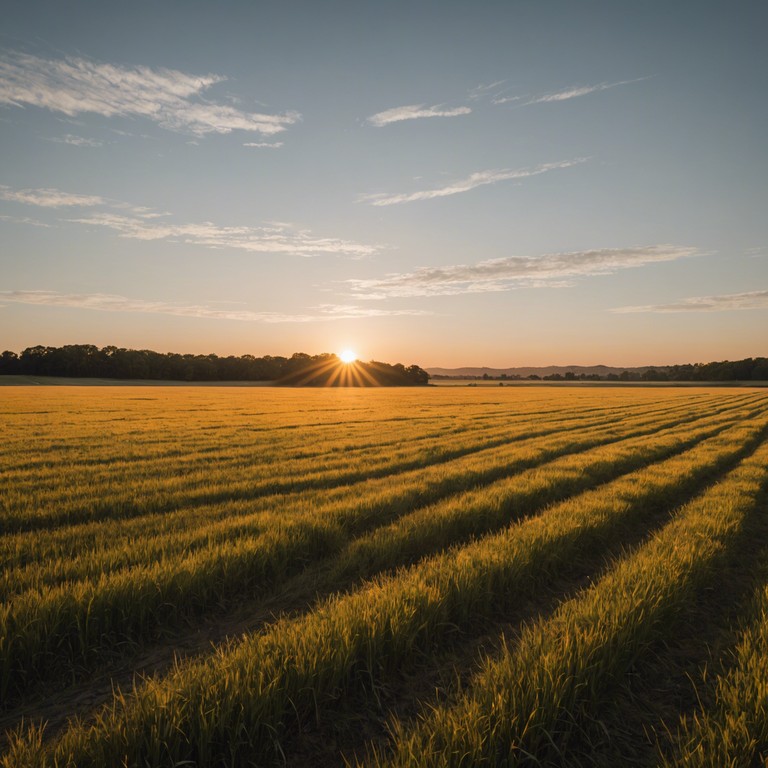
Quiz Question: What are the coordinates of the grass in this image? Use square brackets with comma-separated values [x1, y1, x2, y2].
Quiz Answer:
[370, 440, 768, 767]
[0, 385, 767, 766]
[661, 575, 768, 767]
[0, 395, 760, 698]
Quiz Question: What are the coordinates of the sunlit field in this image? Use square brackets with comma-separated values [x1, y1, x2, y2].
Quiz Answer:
[2, 385, 768, 766]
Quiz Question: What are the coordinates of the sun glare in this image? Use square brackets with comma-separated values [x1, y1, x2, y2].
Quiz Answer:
[339, 349, 357, 364]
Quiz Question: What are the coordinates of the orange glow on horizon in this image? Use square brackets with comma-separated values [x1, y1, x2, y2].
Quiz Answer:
[281, 355, 398, 387]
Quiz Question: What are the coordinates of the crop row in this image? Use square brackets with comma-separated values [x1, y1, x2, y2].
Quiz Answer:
[3, 391, 667, 473]
[368, 438, 768, 767]
[661, 575, 768, 766]
[0, 388, 613, 466]
[1, 389, 741, 483]
[1, 390, 718, 534]
[1, 403, 763, 702]
[2, 393, 753, 592]
[7, 418, 765, 765]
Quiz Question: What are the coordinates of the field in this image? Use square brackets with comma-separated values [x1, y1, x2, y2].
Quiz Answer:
[1, 385, 768, 766]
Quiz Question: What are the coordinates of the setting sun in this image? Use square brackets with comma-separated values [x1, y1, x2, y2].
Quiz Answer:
[339, 349, 357, 363]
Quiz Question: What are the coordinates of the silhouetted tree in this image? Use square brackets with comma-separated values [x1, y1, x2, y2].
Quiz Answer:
[4, 346, 764, 385]
[0, 351, 20, 374]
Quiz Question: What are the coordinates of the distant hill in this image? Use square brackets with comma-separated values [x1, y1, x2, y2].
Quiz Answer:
[427, 365, 665, 378]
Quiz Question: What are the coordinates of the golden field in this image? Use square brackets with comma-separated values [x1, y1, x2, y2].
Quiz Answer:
[1, 385, 767, 766]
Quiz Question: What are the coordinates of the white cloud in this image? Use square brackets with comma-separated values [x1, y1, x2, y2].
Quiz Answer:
[47, 134, 103, 147]
[67, 213, 380, 258]
[611, 290, 768, 314]
[0, 51, 300, 136]
[1, 183, 376, 257]
[471, 76, 647, 108]
[312, 303, 431, 319]
[468, 81, 507, 100]
[0, 291, 430, 323]
[366, 104, 471, 127]
[243, 141, 284, 149]
[0, 184, 164, 217]
[526, 77, 648, 105]
[0, 185, 107, 208]
[347, 245, 700, 299]
[360, 158, 587, 206]
[0, 214, 50, 227]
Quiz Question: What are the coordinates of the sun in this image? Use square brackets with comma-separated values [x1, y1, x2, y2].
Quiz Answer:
[339, 349, 357, 364]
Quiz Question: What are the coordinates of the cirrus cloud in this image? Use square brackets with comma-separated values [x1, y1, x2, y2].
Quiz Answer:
[0, 51, 300, 136]
[611, 290, 768, 313]
[47, 133, 104, 147]
[360, 158, 588, 206]
[0, 291, 430, 323]
[67, 213, 380, 258]
[525, 77, 650, 105]
[0, 183, 379, 257]
[346, 245, 701, 299]
[366, 103, 471, 127]
[0, 184, 107, 208]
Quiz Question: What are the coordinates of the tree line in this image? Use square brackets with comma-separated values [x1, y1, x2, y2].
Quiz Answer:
[537, 359, 768, 381]
[447, 357, 768, 383]
[0, 345, 430, 386]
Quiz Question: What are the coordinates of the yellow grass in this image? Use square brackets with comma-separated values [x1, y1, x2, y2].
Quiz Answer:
[1, 385, 766, 766]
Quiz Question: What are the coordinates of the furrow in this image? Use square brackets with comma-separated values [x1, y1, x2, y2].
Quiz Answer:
[368, 440, 768, 768]
[11, 418, 766, 766]
[661, 574, 768, 767]
[1, 393, 718, 534]
[2, 405, 750, 698]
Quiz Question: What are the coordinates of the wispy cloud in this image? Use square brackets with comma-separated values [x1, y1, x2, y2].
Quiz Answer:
[0, 51, 300, 136]
[0, 214, 50, 227]
[468, 81, 507, 100]
[366, 104, 471, 127]
[347, 245, 700, 299]
[47, 134, 103, 147]
[525, 77, 648, 105]
[0, 184, 163, 217]
[0, 185, 107, 208]
[243, 141, 284, 149]
[0, 291, 430, 323]
[476, 76, 648, 107]
[611, 290, 768, 314]
[312, 304, 431, 319]
[360, 158, 587, 206]
[67, 213, 380, 257]
[467, 80, 522, 105]
[1, 183, 377, 257]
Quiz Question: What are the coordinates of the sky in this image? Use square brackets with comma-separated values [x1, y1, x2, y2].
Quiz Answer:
[1, 0, 766, 368]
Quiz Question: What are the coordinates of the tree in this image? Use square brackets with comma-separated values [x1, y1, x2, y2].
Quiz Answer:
[0, 351, 20, 374]
[405, 365, 430, 385]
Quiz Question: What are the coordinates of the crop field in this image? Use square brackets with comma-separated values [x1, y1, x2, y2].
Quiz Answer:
[1, 385, 768, 766]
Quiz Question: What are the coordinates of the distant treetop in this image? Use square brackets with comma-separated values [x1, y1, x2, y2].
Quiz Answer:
[0, 345, 430, 386]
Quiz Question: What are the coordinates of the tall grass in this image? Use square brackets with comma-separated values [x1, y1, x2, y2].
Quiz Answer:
[3, 392, 716, 587]
[1, 386, 767, 767]
[662, 578, 768, 767]
[8, 419, 765, 766]
[370, 439, 768, 767]
[0, 402, 761, 700]
[1, 390, 715, 534]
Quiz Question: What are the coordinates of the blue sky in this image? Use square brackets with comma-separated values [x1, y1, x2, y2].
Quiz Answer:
[1, 0, 766, 367]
